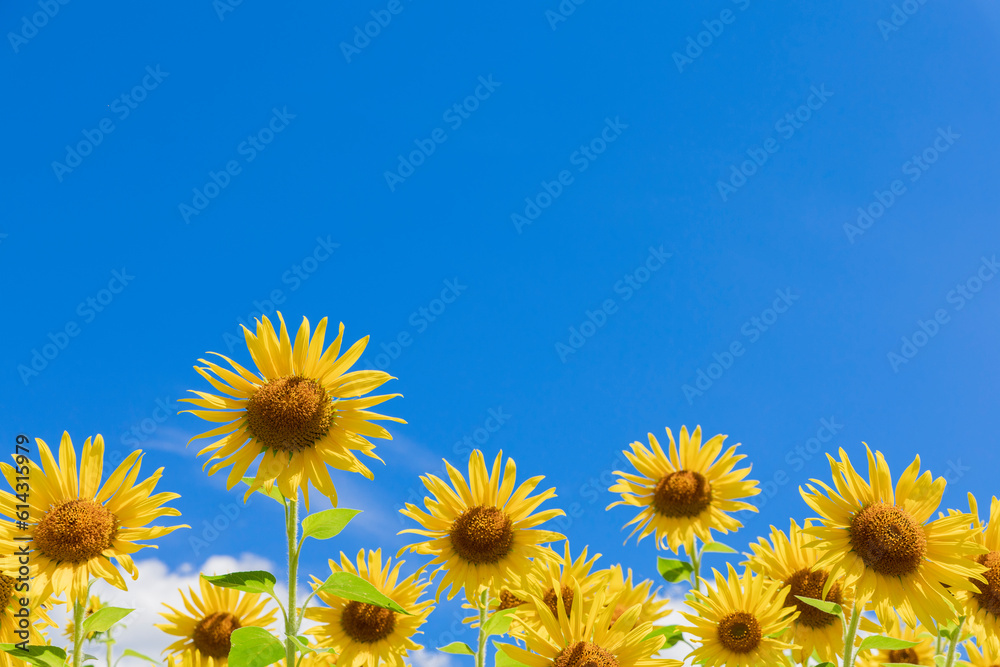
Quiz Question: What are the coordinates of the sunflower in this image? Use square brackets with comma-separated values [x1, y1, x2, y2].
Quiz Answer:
[500, 583, 681, 667]
[0, 432, 186, 606]
[165, 651, 219, 667]
[157, 576, 277, 662]
[965, 639, 1000, 667]
[862, 623, 936, 666]
[500, 543, 612, 636]
[304, 548, 432, 667]
[681, 564, 798, 667]
[63, 595, 105, 642]
[183, 313, 403, 507]
[747, 519, 879, 664]
[607, 426, 759, 554]
[953, 494, 1000, 655]
[398, 450, 566, 600]
[800, 445, 987, 632]
[603, 565, 671, 632]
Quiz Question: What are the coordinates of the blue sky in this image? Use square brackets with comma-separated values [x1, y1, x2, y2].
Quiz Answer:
[3, 0, 1000, 660]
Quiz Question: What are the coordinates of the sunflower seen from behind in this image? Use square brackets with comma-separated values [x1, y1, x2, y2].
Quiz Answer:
[399, 450, 565, 600]
[0, 432, 186, 606]
[183, 313, 403, 507]
[747, 519, 878, 664]
[500, 583, 681, 667]
[607, 426, 759, 553]
[304, 549, 432, 667]
[800, 445, 987, 632]
[157, 576, 277, 663]
[680, 564, 798, 667]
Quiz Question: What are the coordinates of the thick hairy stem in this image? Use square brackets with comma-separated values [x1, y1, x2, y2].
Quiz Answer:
[944, 617, 966, 667]
[476, 590, 491, 667]
[72, 598, 85, 667]
[285, 496, 300, 667]
[840, 605, 861, 667]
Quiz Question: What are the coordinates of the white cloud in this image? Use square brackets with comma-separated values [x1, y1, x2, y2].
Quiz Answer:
[411, 648, 454, 667]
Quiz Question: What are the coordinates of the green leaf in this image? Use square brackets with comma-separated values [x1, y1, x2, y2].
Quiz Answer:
[241, 477, 286, 505]
[0, 645, 68, 667]
[202, 570, 277, 597]
[228, 627, 285, 667]
[301, 508, 361, 541]
[316, 572, 409, 614]
[121, 649, 159, 664]
[82, 607, 133, 634]
[700, 542, 737, 554]
[482, 608, 517, 637]
[858, 635, 921, 652]
[814, 663, 836, 667]
[657, 557, 694, 583]
[643, 625, 683, 648]
[438, 642, 476, 655]
[494, 642, 532, 667]
[793, 595, 843, 618]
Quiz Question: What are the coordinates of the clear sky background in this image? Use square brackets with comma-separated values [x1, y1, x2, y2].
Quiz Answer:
[2, 0, 1000, 663]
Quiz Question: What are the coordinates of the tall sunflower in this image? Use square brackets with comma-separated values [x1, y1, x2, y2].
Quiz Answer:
[398, 450, 565, 600]
[747, 519, 878, 664]
[607, 426, 759, 553]
[954, 494, 1000, 655]
[800, 445, 987, 632]
[0, 432, 185, 605]
[157, 576, 277, 662]
[304, 549, 432, 667]
[500, 583, 681, 667]
[681, 564, 798, 667]
[183, 313, 403, 507]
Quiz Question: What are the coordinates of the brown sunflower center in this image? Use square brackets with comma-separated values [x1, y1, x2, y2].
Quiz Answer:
[245, 376, 334, 453]
[543, 586, 574, 618]
[849, 503, 926, 577]
[498, 589, 526, 611]
[193, 611, 241, 659]
[785, 567, 842, 629]
[887, 648, 920, 664]
[449, 506, 514, 565]
[553, 641, 619, 667]
[653, 471, 712, 518]
[717, 611, 762, 654]
[0, 574, 14, 614]
[34, 499, 118, 563]
[341, 600, 397, 643]
[972, 551, 1000, 617]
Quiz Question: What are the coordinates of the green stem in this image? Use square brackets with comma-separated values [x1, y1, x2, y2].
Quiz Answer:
[285, 496, 300, 667]
[476, 590, 491, 667]
[943, 617, 965, 667]
[841, 605, 861, 667]
[72, 598, 85, 667]
[935, 621, 942, 655]
[690, 538, 702, 593]
[105, 636, 114, 667]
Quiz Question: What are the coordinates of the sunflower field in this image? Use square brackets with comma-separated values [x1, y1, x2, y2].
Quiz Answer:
[2, 313, 997, 667]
